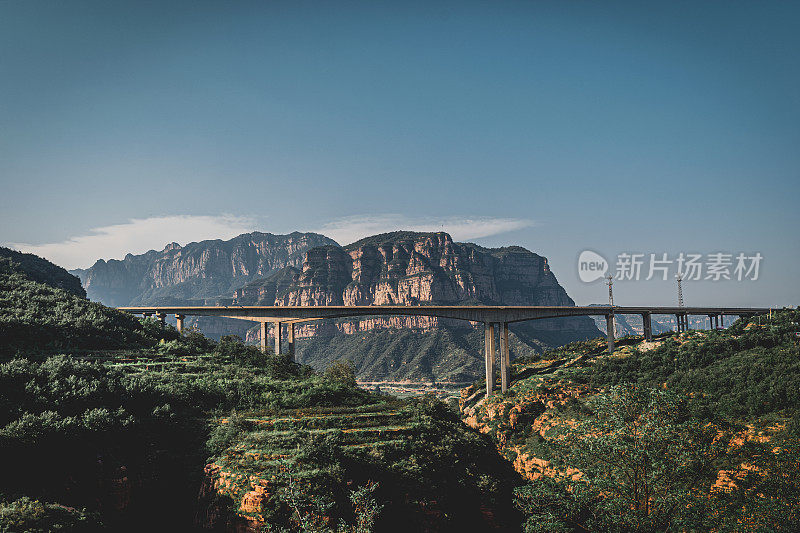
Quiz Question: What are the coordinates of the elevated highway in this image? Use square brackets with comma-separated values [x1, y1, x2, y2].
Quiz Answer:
[119, 304, 774, 397]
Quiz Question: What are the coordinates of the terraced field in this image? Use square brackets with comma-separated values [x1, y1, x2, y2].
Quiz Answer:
[199, 398, 523, 531]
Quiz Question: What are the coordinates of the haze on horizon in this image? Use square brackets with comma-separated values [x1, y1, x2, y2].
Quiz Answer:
[1, 1, 798, 308]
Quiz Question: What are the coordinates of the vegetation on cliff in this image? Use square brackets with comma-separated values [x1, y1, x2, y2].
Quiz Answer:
[462, 309, 800, 532]
[202, 396, 521, 531]
[4, 250, 798, 532]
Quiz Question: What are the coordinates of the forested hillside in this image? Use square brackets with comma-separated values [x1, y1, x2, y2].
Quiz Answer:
[462, 309, 800, 531]
[1, 247, 86, 298]
[0, 252, 163, 356]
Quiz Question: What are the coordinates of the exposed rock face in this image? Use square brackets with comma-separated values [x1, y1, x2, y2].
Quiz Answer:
[71, 232, 337, 306]
[236, 232, 600, 381]
[286, 232, 572, 308]
[237, 232, 596, 339]
[71, 229, 600, 380]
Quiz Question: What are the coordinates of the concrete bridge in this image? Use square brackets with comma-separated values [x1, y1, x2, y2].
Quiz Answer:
[119, 305, 773, 397]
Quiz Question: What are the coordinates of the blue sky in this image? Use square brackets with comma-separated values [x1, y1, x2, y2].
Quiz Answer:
[1, 1, 798, 307]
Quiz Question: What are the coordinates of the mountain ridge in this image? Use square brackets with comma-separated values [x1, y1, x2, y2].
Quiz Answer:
[69, 229, 601, 381]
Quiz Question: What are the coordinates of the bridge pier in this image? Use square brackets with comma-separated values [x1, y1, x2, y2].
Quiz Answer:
[642, 312, 653, 341]
[176, 314, 185, 333]
[287, 322, 295, 359]
[274, 321, 282, 355]
[260, 322, 268, 353]
[485, 322, 495, 397]
[606, 314, 615, 352]
[500, 322, 510, 393]
[156, 312, 166, 326]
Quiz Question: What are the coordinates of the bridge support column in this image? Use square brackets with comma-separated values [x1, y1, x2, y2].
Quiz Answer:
[156, 312, 166, 326]
[500, 322, 510, 393]
[675, 314, 682, 333]
[274, 322, 282, 356]
[175, 314, 185, 333]
[260, 322, 268, 353]
[484, 322, 495, 397]
[606, 315, 615, 353]
[642, 313, 653, 341]
[287, 323, 295, 360]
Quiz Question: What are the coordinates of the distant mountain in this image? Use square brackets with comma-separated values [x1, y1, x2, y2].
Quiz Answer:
[70, 232, 338, 306]
[236, 231, 601, 381]
[71, 230, 601, 381]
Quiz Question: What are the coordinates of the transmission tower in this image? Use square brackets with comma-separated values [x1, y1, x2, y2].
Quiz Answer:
[605, 274, 616, 336]
[676, 272, 684, 307]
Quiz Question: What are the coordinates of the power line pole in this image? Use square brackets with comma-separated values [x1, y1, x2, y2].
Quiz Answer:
[676, 272, 684, 307]
[605, 274, 616, 337]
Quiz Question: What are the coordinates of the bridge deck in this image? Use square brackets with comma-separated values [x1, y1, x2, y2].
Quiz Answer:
[118, 304, 772, 324]
[119, 304, 774, 397]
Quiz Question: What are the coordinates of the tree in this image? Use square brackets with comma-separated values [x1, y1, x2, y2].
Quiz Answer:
[515, 385, 722, 532]
[324, 360, 358, 388]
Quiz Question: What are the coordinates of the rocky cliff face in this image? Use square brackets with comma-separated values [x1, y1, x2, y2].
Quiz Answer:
[283, 232, 572, 308]
[71, 229, 600, 381]
[71, 232, 337, 306]
[233, 232, 600, 381]
[238, 231, 591, 335]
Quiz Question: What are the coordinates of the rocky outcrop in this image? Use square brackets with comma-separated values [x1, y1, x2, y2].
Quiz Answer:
[286, 232, 572, 308]
[71, 229, 601, 380]
[232, 232, 600, 382]
[71, 232, 338, 306]
[236, 232, 595, 336]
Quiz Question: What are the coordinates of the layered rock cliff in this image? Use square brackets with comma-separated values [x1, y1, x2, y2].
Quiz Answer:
[71, 232, 337, 306]
[71, 229, 600, 381]
[235, 232, 600, 381]
[239, 231, 595, 331]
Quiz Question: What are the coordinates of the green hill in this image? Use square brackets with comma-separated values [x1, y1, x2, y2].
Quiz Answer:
[461, 309, 800, 532]
[1, 247, 86, 297]
[0, 256, 165, 356]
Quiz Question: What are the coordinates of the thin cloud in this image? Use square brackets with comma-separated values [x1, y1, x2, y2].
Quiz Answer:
[6, 215, 259, 270]
[316, 215, 535, 246]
